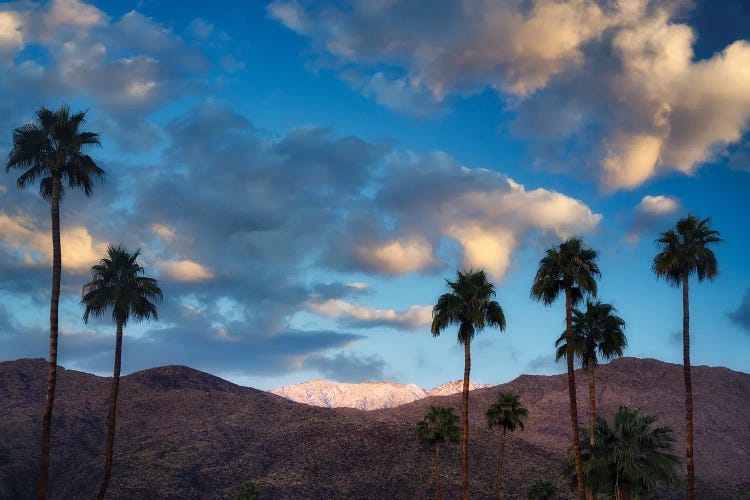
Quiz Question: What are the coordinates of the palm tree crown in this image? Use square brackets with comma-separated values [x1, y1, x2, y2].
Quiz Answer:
[431, 269, 506, 344]
[653, 214, 720, 285]
[486, 392, 528, 433]
[7, 105, 104, 199]
[584, 406, 679, 499]
[531, 237, 600, 306]
[82, 245, 162, 326]
[417, 406, 461, 445]
[555, 300, 627, 369]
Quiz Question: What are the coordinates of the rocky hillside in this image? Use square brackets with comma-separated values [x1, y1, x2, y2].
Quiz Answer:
[270, 379, 490, 409]
[0, 357, 748, 499]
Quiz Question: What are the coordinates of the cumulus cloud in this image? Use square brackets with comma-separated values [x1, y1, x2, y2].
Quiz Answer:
[354, 237, 437, 275]
[0, 103, 600, 375]
[306, 299, 432, 330]
[157, 259, 214, 282]
[624, 194, 681, 244]
[271, 0, 750, 189]
[0, 0, 211, 149]
[0, 212, 108, 273]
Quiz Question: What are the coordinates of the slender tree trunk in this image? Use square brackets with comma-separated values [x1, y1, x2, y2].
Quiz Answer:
[494, 427, 506, 499]
[588, 360, 596, 500]
[462, 338, 471, 500]
[97, 320, 124, 500]
[37, 175, 61, 500]
[435, 441, 441, 500]
[682, 274, 694, 500]
[566, 288, 585, 500]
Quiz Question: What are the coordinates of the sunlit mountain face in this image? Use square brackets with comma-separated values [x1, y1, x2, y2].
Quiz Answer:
[0, 0, 748, 390]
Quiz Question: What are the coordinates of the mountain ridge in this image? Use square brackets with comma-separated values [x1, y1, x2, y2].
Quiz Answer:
[1, 356, 748, 498]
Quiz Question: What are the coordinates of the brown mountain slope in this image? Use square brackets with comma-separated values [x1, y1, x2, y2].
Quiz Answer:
[0, 357, 748, 499]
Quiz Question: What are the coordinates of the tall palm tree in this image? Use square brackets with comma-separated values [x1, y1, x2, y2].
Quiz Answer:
[486, 392, 528, 499]
[6, 105, 104, 499]
[432, 269, 506, 499]
[81, 245, 162, 500]
[531, 237, 600, 500]
[653, 214, 720, 500]
[578, 406, 680, 500]
[416, 405, 461, 500]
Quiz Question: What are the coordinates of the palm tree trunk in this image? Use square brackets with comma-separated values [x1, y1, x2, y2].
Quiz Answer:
[37, 175, 61, 500]
[682, 274, 694, 500]
[566, 287, 585, 500]
[462, 338, 471, 500]
[98, 319, 124, 500]
[435, 441, 441, 500]
[588, 360, 596, 500]
[494, 427, 506, 499]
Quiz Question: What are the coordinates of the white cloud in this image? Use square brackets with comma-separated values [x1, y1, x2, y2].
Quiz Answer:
[636, 195, 679, 216]
[307, 299, 432, 330]
[151, 223, 176, 242]
[0, 11, 23, 65]
[157, 259, 214, 282]
[271, 0, 750, 190]
[0, 212, 108, 273]
[354, 237, 437, 275]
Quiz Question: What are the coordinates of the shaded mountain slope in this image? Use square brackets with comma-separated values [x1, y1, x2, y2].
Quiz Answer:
[0, 357, 747, 499]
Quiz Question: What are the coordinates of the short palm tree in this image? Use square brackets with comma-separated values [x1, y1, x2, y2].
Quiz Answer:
[81, 245, 162, 500]
[486, 392, 528, 499]
[653, 215, 720, 500]
[527, 479, 557, 500]
[416, 406, 461, 500]
[432, 269, 506, 500]
[531, 237, 599, 500]
[581, 406, 679, 500]
[6, 105, 104, 499]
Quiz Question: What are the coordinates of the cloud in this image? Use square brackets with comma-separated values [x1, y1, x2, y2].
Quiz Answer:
[524, 353, 564, 375]
[157, 259, 214, 282]
[188, 18, 214, 40]
[0, 104, 600, 377]
[0, 1, 211, 150]
[306, 299, 432, 330]
[271, 0, 750, 190]
[361, 72, 445, 117]
[303, 352, 387, 382]
[151, 223, 176, 242]
[354, 237, 437, 275]
[728, 289, 750, 333]
[0, 212, 108, 273]
[624, 194, 681, 244]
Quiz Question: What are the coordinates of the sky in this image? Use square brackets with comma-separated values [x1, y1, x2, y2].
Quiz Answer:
[0, 0, 748, 391]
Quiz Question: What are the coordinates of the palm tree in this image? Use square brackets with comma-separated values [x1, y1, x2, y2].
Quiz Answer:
[6, 105, 104, 499]
[527, 479, 557, 500]
[416, 406, 461, 500]
[578, 406, 680, 500]
[81, 245, 162, 500]
[486, 392, 528, 499]
[432, 269, 506, 499]
[555, 300, 626, 499]
[653, 215, 720, 500]
[531, 237, 599, 500]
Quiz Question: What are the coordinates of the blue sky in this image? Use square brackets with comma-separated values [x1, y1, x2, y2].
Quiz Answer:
[0, 0, 748, 390]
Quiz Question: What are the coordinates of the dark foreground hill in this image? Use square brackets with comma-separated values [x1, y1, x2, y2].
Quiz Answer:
[0, 357, 748, 499]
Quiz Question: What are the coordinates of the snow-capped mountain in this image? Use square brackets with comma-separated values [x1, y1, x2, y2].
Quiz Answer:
[270, 378, 490, 410]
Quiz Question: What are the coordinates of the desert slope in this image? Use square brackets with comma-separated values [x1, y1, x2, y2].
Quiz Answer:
[0, 357, 748, 499]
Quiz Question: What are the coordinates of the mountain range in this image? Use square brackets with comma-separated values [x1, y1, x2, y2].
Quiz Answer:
[270, 379, 491, 410]
[0, 357, 748, 499]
